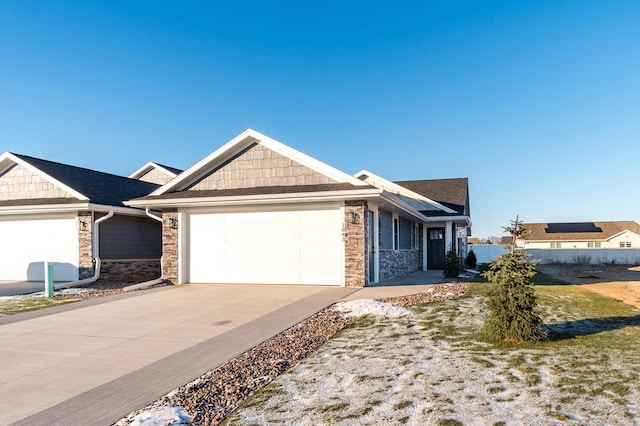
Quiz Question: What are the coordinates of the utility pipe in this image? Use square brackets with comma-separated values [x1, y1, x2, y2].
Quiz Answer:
[54, 210, 114, 290]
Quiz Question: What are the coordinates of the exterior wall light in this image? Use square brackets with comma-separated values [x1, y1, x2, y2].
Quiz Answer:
[168, 217, 178, 229]
[347, 211, 359, 224]
[77, 220, 88, 231]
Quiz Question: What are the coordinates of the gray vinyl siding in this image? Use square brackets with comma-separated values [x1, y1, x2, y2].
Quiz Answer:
[99, 214, 162, 259]
[379, 210, 393, 250]
[399, 218, 413, 250]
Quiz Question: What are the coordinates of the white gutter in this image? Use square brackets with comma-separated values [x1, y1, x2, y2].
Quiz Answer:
[54, 210, 114, 290]
[122, 207, 166, 291]
[125, 188, 385, 209]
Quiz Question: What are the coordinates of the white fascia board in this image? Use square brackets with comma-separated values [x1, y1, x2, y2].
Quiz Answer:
[0, 152, 88, 201]
[126, 188, 384, 209]
[150, 129, 259, 196]
[424, 215, 472, 226]
[87, 204, 151, 217]
[379, 192, 430, 223]
[129, 162, 178, 180]
[0, 202, 89, 215]
[152, 129, 367, 196]
[354, 169, 457, 214]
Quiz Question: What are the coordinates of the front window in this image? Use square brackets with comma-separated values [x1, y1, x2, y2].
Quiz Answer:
[393, 217, 399, 250]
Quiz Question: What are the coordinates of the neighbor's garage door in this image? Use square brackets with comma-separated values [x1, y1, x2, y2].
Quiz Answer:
[188, 208, 343, 285]
[0, 215, 79, 281]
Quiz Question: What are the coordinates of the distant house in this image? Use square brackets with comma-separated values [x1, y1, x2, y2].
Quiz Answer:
[516, 221, 640, 249]
[129, 162, 183, 185]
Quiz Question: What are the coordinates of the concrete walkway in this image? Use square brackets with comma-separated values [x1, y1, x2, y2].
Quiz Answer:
[0, 276, 448, 425]
[0, 284, 357, 425]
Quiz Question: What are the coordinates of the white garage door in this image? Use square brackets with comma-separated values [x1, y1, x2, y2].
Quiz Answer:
[0, 215, 79, 281]
[188, 208, 343, 285]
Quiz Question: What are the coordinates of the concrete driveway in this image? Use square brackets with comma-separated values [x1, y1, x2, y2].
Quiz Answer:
[0, 284, 357, 425]
[0, 281, 50, 297]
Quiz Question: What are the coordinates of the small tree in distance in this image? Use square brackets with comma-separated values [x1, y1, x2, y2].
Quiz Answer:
[481, 217, 545, 342]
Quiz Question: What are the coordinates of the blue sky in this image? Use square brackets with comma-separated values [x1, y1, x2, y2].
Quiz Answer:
[1, 1, 638, 238]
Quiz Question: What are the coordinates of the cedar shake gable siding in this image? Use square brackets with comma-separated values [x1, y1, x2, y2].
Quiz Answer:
[12, 154, 159, 206]
[187, 143, 337, 191]
[0, 163, 73, 201]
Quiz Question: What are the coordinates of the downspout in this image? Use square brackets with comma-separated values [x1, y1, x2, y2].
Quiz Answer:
[122, 208, 166, 292]
[54, 210, 114, 290]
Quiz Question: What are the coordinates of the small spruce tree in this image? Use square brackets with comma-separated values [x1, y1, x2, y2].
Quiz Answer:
[481, 217, 544, 342]
[443, 247, 462, 279]
[465, 249, 477, 269]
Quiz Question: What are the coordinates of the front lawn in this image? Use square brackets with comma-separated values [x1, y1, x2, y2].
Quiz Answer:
[0, 295, 77, 316]
[225, 283, 640, 425]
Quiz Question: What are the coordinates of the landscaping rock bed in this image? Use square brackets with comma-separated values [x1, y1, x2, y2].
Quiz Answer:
[116, 282, 470, 426]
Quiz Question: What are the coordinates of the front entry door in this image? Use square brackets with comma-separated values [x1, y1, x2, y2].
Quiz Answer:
[367, 210, 376, 284]
[427, 228, 445, 269]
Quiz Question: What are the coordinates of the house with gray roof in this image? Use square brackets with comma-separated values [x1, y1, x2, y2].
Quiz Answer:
[127, 128, 472, 287]
[0, 152, 162, 282]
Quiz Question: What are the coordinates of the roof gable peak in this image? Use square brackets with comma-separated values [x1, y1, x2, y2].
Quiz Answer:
[152, 129, 366, 195]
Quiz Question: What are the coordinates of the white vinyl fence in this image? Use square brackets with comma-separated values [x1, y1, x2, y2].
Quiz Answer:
[467, 245, 640, 265]
[468, 244, 509, 264]
[525, 248, 640, 265]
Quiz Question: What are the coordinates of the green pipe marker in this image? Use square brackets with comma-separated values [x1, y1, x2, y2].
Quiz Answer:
[45, 262, 54, 297]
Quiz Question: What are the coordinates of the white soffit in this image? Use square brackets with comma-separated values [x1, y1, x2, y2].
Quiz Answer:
[354, 169, 457, 214]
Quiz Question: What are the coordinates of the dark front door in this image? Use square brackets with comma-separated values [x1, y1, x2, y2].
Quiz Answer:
[427, 228, 445, 269]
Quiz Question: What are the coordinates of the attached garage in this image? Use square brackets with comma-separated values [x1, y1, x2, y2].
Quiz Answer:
[187, 207, 344, 285]
[0, 214, 79, 281]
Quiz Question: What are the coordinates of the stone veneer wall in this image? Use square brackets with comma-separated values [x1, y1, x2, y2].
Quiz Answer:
[378, 249, 422, 282]
[78, 212, 94, 279]
[97, 259, 161, 284]
[163, 209, 179, 284]
[344, 201, 367, 288]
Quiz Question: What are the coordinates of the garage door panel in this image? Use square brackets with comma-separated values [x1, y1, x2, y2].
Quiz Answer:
[0, 216, 79, 281]
[188, 208, 342, 285]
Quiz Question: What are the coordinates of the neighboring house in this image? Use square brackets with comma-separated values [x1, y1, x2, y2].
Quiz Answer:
[0, 152, 162, 282]
[129, 162, 183, 185]
[516, 221, 640, 249]
[127, 129, 471, 287]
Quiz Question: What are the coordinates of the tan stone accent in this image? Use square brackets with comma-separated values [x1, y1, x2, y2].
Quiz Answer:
[77, 212, 94, 279]
[162, 210, 179, 284]
[137, 168, 174, 185]
[0, 163, 73, 200]
[344, 201, 367, 288]
[189, 143, 337, 190]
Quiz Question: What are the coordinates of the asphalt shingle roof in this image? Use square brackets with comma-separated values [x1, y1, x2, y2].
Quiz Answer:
[394, 178, 469, 215]
[13, 154, 159, 207]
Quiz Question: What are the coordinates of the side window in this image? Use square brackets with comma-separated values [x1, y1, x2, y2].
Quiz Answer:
[393, 217, 399, 251]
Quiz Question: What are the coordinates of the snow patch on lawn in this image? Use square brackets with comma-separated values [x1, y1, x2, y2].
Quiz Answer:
[123, 405, 190, 426]
[332, 299, 411, 318]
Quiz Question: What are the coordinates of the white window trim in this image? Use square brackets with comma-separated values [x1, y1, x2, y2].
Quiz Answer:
[392, 213, 399, 251]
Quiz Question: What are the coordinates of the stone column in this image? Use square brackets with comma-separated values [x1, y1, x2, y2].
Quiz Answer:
[77, 212, 94, 279]
[344, 201, 367, 288]
[163, 209, 179, 284]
